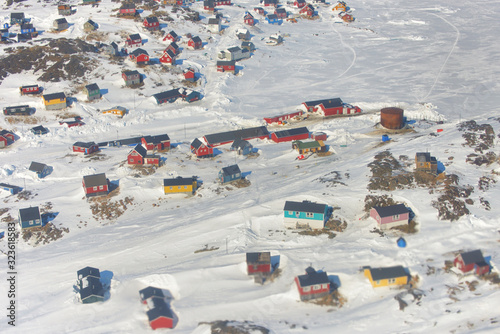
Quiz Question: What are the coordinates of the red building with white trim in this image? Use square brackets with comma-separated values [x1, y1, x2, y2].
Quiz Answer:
[264, 111, 303, 124]
[295, 267, 330, 301]
[191, 138, 213, 158]
[271, 127, 309, 143]
[82, 173, 109, 198]
[73, 141, 99, 155]
[454, 250, 490, 276]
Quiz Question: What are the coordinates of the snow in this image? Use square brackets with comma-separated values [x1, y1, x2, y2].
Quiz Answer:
[1, 0, 500, 333]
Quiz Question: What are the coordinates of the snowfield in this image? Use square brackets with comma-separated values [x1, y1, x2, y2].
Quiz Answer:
[1, 0, 500, 333]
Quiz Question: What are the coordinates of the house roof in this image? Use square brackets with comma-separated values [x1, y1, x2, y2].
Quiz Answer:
[0, 129, 14, 136]
[297, 267, 329, 287]
[304, 98, 342, 108]
[221, 164, 241, 176]
[147, 298, 173, 322]
[191, 36, 202, 43]
[121, 3, 135, 9]
[29, 161, 47, 173]
[284, 200, 327, 214]
[241, 41, 255, 47]
[204, 126, 269, 145]
[246, 252, 271, 264]
[163, 49, 176, 59]
[21, 23, 34, 30]
[139, 286, 165, 301]
[204, 0, 214, 5]
[460, 249, 485, 266]
[217, 60, 236, 66]
[145, 134, 170, 143]
[164, 177, 195, 187]
[208, 18, 220, 25]
[123, 70, 140, 77]
[11, 12, 25, 19]
[293, 140, 322, 149]
[227, 46, 241, 53]
[231, 138, 252, 150]
[43, 92, 66, 101]
[153, 89, 181, 102]
[55, 18, 68, 24]
[267, 14, 278, 20]
[367, 265, 407, 281]
[416, 152, 436, 163]
[128, 33, 141, 41]
[168, 30, 178, 38]
[0, 183, 21, 190]
[80, 276, 104, 300]
[273, 127, 309, 138]
[372, 204, 408, 218]
[131, 144, 147, 157]
[19, 206, 40, 221]
[74, 141, 97, 148]
[145, 16, 159, 24]
[86, 19, 97, 26]
[276, 8, 287, 13]
[83, 173, 107, 188]
[85, 83, 99, 92]
[31, 125, 49, 134]
[169, 42, 179, 50]
[191, 138, 205, 149]
[131, 48, 149, 56]
[77, 266, 100, 280]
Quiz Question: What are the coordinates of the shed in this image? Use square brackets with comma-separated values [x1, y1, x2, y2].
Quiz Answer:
[29, 161, 50, 178]
[0, 183, 22, 195]
[230, 139, 253, 155]
[163, 177, 198, 194]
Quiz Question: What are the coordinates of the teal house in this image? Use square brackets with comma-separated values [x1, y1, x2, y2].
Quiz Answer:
[283, 200, 329, 230]
[18, 206, 42, 229]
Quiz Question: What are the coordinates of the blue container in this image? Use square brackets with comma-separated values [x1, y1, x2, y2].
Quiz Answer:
[382, 134, 390, 142]
[397, 237, 406, 248]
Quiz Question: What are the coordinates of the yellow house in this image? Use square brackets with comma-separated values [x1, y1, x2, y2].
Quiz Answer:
[163, 177, 197, 194]
[333, 1, 347, 11]
[363, 265, 409, 288]
[42, 92, 66, 110]
[102, 106, 127, 117]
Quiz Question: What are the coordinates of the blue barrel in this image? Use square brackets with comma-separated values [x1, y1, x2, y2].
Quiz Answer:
[382, 134, 390, 142]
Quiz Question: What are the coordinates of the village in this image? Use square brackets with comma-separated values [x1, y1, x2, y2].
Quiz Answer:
[1, 0, 499, 332]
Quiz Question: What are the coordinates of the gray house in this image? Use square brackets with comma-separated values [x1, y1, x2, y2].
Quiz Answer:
[84, 83, 101, 101]
[54, 18, 69, 31]
[218, 46, 250, 61]
[84, 19, 98, 31]
[103, 42, 119, 56]
[29, 161, 50, 178]
[18, 206, 42, 229]
[230, 139, 253, 155]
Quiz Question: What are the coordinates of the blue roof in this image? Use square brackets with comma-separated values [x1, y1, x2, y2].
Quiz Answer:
[284, 200, 327, 214]
[19, 206, 40, 221]
[77, 266, 100, 280]
[139, 286, 164, 301]
[367, 266, 407, 281]
[373, 204, 408, 218]
[164, 177, 195, 187]
[273, 127, 309, 139]
[296, 267, 329, 287]
[147, 298, 173, 322]
[221, 164, 241, 176]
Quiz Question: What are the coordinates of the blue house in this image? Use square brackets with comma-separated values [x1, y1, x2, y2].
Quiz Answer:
[18, 206, 42, 229]
[219, 164, 242, 184]
[283, 200, 329, 229]
[20, 23, 36, 34]
[231, 139, 253, 155]
[153, 89, 181, 105]
[29, 161, 50, 178]
[0, 183, 22, 195]
[266, 14, 281, 25]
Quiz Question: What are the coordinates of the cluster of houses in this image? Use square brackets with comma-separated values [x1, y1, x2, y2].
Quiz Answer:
[251, 0, 318, 25]
[332, 1, 355, 22]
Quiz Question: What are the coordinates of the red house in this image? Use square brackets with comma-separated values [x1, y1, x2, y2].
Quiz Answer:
[19, 84, 40, 95]
[244, 12, 255, 26]
[275, 7, 287, 19]
[295, 267, 330, 301]
[294, 0, 306, 8]
[216, 60, 235, 73]
[271, 127, 309, 143]
[141, 134, 170, 152]
[143, 16, 160, 31]
[147, 298, 174, 330]
[454, 250, 490, 276]
[129, 48, 149, 64]
[300, 4, 314, 17]
[203, 0, 215, 11]
[163, 30, 179, 43]
[311, 131, 327, 141]
[0, 130, 15, 148]
[126, 33, 142, 48]
[159, 49, 176, 65]
[73, 141, 99, 155]
[261, 0, 278, 7]
[254, 7, 265, 15]
[128, 144, 160, 166]
[82, 173, 109, 198]
[246, 252, 271, 275]
[191, 138, 213, 158]
[166, 42, 180, 55]
[214, 0, 231, 5]
[187, 36, 202, 50]
[303, 98, 361, 117]
[264, 111, 303, 124]
[183, 68, 196, 82]
[119, 3, 136, 15]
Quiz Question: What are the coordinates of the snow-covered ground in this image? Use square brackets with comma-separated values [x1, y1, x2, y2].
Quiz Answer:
[1, 0, 500, 333]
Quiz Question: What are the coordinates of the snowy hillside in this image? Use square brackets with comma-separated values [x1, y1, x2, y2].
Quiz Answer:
[1, 0, 500, 333]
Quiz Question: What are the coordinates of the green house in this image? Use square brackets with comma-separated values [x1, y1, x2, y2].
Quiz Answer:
[84, 83, 101, 101]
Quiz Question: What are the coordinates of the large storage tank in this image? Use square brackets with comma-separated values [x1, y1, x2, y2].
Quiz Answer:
[380, 107, 404, 129]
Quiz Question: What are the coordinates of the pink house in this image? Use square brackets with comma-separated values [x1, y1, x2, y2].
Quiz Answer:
[370, 204, 409, 229]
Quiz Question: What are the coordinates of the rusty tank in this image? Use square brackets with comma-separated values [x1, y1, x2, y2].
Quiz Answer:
[380, 107, 404, 129]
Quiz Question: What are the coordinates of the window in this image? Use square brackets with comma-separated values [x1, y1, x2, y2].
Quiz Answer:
[313, 285, 320, 290]
[306, 212, 313, 218]
[169, 187, 173, 190]
[376, 280, 380, 285]
[235, 173, 240, 178]
[29, 221, 33, 225]
[393, 214, 400, 220]
[288, 211, 293, 215]
[93, 186, 97, 191]
[184, 186, 187, 189]
[388, 278, 396, 284]
[295, 211, 300, 217]
[303, 286, 310, 292]
[99, 186, 103, 190]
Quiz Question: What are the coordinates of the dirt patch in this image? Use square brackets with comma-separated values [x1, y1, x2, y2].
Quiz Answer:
[0, 208, 8, 216]
[363, 194, 398, 213]
[89, 196, 134, 222]
[194, 244, 219, 253]
[310, 290, 347, 308]
[21, 222, 69, 246]
[432, 174, 472, 221]
[199, 320, 270, 334]
[5, 116, 43, 124]
[0, 38, 98, 83]
[458, 120, 497, 166]
[315, 171, 348, 187]
[131, 165, 158, 177]
[367, 150, 414, 191]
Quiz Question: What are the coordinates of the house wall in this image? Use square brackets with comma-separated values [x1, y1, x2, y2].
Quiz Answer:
[144, 157, 160, 166]
[284, 210, 325, 229]
[247, 263, 271, 274]
[164, 182, 196, 194]
[454, 257, 475, 273]
[19, 218, 41, 229]
[128, 152, 143, 165]
[44, 98, 66, 110]
[379, 213, 409, 229]
[83, 181, 108, 196]
[272, 132, 309, 143]
[150, 317, 173, 330]
[364, 269, 408, 287]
